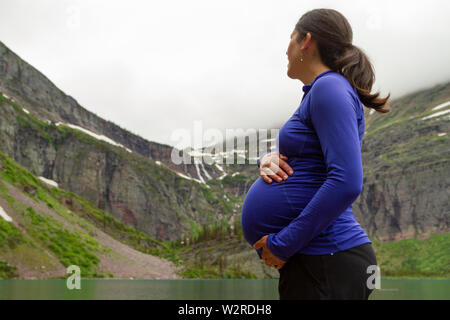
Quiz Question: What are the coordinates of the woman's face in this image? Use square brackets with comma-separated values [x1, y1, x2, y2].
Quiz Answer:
[286, 29, 304, 79]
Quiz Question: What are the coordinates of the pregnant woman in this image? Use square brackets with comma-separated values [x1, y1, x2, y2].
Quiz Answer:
[241, 8, 391, 300]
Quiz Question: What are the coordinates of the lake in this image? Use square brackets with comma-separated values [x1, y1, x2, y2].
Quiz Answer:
[0, 279, 448, 300]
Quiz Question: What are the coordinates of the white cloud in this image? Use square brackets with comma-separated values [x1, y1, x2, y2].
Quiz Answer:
[0, 0, 449, 149]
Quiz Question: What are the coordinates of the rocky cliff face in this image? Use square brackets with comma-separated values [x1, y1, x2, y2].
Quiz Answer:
[355, 82, 449, 240]
[0, 38, 448, 244]
[0, 41, 240, 241]
[0, 41, 221, 182]
[0, 95, 243, 240]
[0, 150, 180, 279]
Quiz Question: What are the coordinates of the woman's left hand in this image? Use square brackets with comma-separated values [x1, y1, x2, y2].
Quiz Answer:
[253, 235, 286, 270]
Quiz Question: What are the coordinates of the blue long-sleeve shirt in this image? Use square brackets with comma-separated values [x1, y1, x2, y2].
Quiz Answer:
[241, 69, 371, 261]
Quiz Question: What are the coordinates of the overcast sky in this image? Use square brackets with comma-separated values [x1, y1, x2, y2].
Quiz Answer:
[0, 0, 449, 149]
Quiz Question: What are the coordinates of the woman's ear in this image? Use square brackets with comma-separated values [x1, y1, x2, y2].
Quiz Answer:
[300, 32, 313, 51]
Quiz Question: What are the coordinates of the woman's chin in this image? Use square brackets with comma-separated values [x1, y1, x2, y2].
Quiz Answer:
[287, 68, 293, 78]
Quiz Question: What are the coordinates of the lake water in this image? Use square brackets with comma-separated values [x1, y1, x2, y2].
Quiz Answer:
[0, 279, 448, 300]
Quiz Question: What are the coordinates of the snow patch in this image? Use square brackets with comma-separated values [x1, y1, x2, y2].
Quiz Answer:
[200, 162, 212, 180]
[175, 170, 210, 188]
[176, 172, 200, 182]
[437, 132, 447, 137]
[215, 163, 225, 173]
[0, 205, 13, 222]
[155, 161, 161, 165]
[1, 93, 15, 103]
[22, 108, 30, 114]
[218, 173, 228, 180]
[55, 122, 132, 153]
[421, 109, 450, 120]
[431, 101, 450, 111]
[38, 176, 59, 188]
[193, 159, 206, 184]
[214, 163, 228, 180]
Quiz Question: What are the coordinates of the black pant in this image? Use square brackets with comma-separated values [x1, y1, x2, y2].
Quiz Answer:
[278, 243, 378, 300]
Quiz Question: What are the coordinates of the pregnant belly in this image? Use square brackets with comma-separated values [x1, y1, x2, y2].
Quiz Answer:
[240, 175, 321, 246]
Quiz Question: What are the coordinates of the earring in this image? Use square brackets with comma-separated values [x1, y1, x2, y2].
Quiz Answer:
[300, 55, 304, 62]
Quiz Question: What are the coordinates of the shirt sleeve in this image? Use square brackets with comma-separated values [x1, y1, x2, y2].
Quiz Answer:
[266, 77, 364, 261]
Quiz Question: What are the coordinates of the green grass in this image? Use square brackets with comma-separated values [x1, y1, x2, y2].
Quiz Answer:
[372, 233, 450, 278]
[2, 89, 449, 280]
[0, 260, 18, 279]
[2, 93, 235, 263]
[0, 146, 167, 254]
[0, 149, 178, 276]
[20, 206, 102, 277]
[0, 216, 28, 249]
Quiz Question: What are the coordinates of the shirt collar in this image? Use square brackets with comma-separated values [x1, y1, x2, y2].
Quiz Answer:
[302, 69, 335, 94]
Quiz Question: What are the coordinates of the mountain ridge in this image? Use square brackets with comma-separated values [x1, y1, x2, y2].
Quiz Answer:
[0, 40, 222, 182]
[0, 39, 448, 279]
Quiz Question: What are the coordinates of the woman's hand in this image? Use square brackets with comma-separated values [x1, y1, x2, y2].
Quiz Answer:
[259, 152, 293, 184]
[253, 235, 286, 270]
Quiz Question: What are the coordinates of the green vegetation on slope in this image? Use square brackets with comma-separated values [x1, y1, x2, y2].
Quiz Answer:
[372, 233, 450, 278]
[2, 91, 238, 246]
[21, 206, 101, 276]
[0, 150, 174, 278]
[2, 81, 449, 279]
[0, 211, 28, 248]
[0, 261, 18, 279]
[2, 125, 447, 278]
[0, 217, 24, 279]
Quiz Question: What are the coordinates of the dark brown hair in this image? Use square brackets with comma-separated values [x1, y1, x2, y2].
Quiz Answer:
[295, 8, 391, 113]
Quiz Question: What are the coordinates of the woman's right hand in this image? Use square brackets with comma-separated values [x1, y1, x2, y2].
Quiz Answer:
[259, 152, 294, 184]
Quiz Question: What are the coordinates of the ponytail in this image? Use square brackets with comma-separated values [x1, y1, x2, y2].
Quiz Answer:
[295, 8, 391, 113]
[334, 44, 391, 112]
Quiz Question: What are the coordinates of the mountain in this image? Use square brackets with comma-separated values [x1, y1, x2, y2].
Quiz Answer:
[0, 41, 240, 242]
[0, 41, 223, 180]
[0, 39, 448, 279]
[0, 149, 179, 279]
[356, 83, 449, 240]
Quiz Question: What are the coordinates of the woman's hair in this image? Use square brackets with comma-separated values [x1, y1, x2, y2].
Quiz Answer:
[295, 8, 391, 113]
